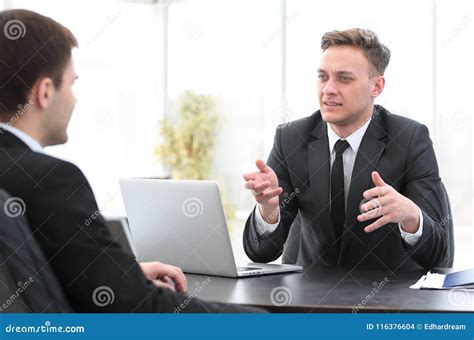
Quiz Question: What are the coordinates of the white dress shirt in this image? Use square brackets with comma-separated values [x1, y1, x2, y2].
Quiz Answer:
[254, 118, 423, 246]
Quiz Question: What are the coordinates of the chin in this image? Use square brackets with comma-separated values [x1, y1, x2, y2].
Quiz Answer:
[50, 135, 68, 146]
[321, 111, 346, 125]
[60, 135, 69, 144]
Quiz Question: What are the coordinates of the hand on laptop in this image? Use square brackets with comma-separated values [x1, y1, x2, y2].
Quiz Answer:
[139, 261, 187, 294]
[243, 160, 282, 224]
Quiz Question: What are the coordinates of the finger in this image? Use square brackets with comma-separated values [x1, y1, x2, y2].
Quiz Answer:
[360, 196, 389, 213]
[364, 216, 391, 233]
[243, 172, 258, 181]
[244, 180, 253, 190]
[251, 181, 271, 195]
[244, 180, 259, 190]
[357, 205, 385, 222]
[372, 171, 386, 187]
[152, 279, 176, 292]
[163, 266, 187, 294]
[161, 275, 188, 294]
[255, 159, 271, 174]
[255, 187, 282, 202]
[177, 268, 187, 293]
[363, 186, 388, 199]
[245, 179, 267, 191]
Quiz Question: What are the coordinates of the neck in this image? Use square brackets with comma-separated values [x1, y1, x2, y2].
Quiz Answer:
[3, 118, 46, 147]
[329, 111, 373, 138]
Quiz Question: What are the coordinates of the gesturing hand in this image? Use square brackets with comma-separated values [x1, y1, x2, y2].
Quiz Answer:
[243, 160, 282, 224]
[358, 171, 420, 234]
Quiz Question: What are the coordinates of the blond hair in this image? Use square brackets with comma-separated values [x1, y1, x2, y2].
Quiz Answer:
[321, 28, 391, 75]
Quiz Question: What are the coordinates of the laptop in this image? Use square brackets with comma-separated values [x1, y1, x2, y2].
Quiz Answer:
[119, 178, 302, 277]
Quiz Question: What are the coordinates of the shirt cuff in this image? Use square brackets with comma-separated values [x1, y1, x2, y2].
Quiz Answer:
[398, 206, 423, 246]
[254, 205, 280, 236]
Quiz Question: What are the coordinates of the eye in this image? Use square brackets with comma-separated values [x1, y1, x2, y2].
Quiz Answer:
[318, 74, 328, 81]
[340, 76, 352, 81]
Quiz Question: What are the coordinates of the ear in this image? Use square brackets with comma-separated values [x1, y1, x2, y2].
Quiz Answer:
[371, 76, 385, 98]
[31, 77, 55, 110]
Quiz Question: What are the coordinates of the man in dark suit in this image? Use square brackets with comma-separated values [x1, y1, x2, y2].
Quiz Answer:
[0, 9, 257, 312]
[243, 28, 449, 270]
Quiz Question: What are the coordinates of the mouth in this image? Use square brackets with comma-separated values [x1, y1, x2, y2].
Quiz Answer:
[322, 101, 342, 107]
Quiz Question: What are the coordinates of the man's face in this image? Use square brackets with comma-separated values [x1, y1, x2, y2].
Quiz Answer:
[317, 45, 382, 129]
[43, 60, 77, 146]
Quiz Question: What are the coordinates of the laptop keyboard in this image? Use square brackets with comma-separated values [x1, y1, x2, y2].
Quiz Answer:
[237, 266, 262, 272]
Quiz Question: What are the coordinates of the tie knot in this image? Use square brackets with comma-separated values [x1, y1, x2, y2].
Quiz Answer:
[334, 139, 350, 155]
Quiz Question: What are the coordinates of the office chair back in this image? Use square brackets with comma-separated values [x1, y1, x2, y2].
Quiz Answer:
[0, 189, 72, 312]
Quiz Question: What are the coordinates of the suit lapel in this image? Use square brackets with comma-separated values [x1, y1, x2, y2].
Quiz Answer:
[307, 114, 335, 241]
[345, 109, 388, 234]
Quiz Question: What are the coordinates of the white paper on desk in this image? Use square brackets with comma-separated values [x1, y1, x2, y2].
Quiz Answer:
[410, 272, 447, 289]
[411, 269, 474, 290]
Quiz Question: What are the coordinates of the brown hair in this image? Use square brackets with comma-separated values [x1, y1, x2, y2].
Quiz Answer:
[0, 9, 78, 115]
[321, 28, 390, 76]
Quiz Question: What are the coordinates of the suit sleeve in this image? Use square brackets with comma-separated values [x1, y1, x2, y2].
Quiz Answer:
[30, 160, 259, 312]
[243, 127, 299, 263]
[401, 124, 449, 269]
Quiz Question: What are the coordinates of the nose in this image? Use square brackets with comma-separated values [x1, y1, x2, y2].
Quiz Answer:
[322, 78, 338, 96]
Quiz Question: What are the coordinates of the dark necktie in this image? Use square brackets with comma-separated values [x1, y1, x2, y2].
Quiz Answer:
[331, 139, 350, 243]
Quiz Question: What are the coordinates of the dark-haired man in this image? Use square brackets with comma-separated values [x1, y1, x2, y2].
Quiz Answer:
[0, 9, 258, 312]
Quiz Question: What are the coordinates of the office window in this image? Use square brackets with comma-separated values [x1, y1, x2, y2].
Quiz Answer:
[166, 0, 281, 219]
[8, 0, 167, 216]
[435, 0, 473, 270]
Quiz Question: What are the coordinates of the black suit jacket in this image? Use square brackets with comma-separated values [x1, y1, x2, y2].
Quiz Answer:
[0, 129, 257, 312]
[244, 106, 449, 270]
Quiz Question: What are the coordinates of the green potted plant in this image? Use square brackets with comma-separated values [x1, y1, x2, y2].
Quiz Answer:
[155, 90, 235, 225]
[155, 90, 219, 180]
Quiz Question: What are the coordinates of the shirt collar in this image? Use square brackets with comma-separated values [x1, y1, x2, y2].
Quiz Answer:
[0, 123, 44, 153]
[327, 116, 372, 154]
